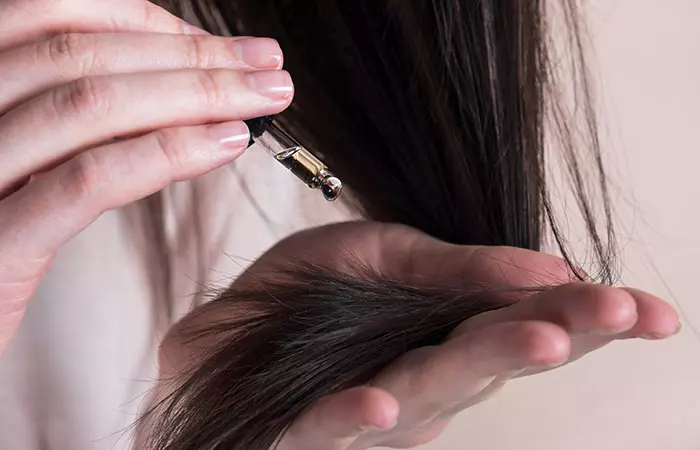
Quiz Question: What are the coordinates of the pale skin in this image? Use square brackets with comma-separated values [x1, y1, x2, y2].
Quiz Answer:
[0, 1, 680, 449]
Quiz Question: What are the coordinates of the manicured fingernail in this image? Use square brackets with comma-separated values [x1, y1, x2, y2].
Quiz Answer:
[244, 70, 294, 101]
[208, 121, 250, 152]
[232, 38, 283, 69]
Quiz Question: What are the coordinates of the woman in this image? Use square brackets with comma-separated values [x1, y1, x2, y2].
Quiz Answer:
[0, 0, 682, 449]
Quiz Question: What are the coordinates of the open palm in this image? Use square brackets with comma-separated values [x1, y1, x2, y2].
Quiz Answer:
[161, 221, 679, 450]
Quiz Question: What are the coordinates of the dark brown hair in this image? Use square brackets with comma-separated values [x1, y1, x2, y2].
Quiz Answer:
[137, 0, 617, 448]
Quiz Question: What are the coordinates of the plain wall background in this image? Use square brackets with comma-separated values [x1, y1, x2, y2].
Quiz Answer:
[411, 1, 700, 449]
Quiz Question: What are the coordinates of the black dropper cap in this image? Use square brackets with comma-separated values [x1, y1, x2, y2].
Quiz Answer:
[244, 116, 274, 146]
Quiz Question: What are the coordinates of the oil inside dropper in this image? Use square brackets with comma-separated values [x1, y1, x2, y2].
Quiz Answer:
[244, 117, 342, 201]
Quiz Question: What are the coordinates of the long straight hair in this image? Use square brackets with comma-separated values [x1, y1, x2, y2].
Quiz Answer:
[137, 0, 617, 448]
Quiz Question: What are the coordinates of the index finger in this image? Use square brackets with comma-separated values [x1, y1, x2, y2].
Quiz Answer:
[0, 0, 204, 52]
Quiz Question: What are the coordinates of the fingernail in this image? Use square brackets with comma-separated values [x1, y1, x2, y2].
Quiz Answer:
[674, 322, 683, 335]
[208, 121, 250, 152]
[640, 322, 683, 340]
[640, 330, 672, 340]
[231, 38, 283, 69]
[640, 333, 667, 340]
[244, 70, 294, 101]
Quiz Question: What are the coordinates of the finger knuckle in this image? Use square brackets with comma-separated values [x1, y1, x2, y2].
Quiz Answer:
[137, 1, 172, 32]
[151, 128, 187, 168]
[58, 151, 104, 205]
[53, 76, 112, 119]
[194, 70, 228, 106]
[182, 35, 212, 67]
[45, 33, 99, 74]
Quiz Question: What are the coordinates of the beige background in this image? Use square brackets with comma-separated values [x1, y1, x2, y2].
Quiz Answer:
[409, 1, 700, 449]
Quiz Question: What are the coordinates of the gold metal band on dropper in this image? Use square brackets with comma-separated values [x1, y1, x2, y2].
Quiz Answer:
[245, 117, 343, 201]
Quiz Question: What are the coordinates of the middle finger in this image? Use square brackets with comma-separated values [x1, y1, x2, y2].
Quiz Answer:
[0, 33, 283, 111]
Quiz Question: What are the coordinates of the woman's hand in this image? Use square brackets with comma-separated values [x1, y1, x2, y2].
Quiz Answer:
[164, 222, 679, 450]
[0, 0, 293, 355]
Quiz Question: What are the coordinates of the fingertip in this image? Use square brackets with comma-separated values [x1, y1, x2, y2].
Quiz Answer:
[622, 288, 680, 339]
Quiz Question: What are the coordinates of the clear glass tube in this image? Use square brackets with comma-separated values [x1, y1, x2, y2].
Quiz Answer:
[247, 119, 343, 201]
